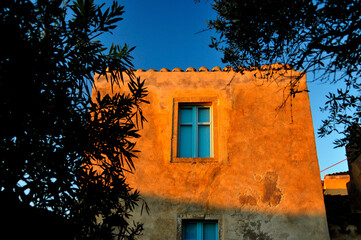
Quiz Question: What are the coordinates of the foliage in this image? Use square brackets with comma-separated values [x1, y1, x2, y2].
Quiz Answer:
[208, 0, 361, 150]
[0, 0, 148, 239]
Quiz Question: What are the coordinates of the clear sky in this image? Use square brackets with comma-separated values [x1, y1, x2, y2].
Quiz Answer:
[98, 0, 349, 178]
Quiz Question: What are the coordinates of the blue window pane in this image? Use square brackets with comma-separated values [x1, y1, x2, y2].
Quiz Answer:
[198, 108, 210, 123]
[203, 222, 217, 240]
[179, 125, 193, 157]
[180, 108, 193, 123]
[183, 221, 218, 240]
[198, 125, 210, 157]
[184, 222, 197, 240]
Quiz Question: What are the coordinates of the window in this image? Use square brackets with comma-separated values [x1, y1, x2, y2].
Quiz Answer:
[171, 97, 218, 163]
[177, 214, 222, 240]
[183, 220, 218, 240]
[178, 105, 211, 158]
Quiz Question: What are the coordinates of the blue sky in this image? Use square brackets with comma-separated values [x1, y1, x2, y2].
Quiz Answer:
[98, 0, 348, 178]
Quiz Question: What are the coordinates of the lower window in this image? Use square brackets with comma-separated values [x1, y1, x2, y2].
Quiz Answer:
[183, 220, 218, 240]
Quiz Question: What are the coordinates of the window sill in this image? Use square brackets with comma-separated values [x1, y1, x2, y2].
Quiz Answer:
[172, 157, 218, 164]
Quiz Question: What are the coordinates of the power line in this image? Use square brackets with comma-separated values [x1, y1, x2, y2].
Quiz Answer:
[320, 158, 348, 173]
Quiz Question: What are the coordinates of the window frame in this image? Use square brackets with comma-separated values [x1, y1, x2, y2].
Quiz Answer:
[182, 219, 218, 240]
[178, 105, 212, 158]
[171, 97, 219, 163]
[177, 214, 222, 240]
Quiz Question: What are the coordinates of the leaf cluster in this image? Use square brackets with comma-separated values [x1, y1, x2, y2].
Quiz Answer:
[0, 0, 148, 239]
[208, 0, 361, 147]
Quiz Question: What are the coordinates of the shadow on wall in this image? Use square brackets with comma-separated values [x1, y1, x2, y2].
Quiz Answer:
[130, 194, 330, 240]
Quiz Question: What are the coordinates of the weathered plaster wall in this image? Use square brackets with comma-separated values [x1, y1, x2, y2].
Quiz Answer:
[93, 67, 329, 239]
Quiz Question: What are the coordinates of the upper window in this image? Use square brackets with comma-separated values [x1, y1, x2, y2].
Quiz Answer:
[183, 220, 218, 240]
[171, 97, 218, 163]
[178, 105, 211, 158]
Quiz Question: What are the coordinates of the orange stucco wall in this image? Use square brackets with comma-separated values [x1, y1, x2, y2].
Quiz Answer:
[93, 67, 329, 240]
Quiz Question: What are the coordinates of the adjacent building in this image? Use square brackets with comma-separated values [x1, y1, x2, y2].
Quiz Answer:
[323, 172, 350, 196]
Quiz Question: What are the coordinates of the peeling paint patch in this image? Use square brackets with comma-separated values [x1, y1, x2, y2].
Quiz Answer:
[243, 219, 272, 240]
[239, 194, 257, 206]
[262, 172, 282, 206]
[244, 227, 272, 240]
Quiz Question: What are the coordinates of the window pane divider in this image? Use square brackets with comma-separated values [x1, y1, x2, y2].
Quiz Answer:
[193, 106, 198, 158]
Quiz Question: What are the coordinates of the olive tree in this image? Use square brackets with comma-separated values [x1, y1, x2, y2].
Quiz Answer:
[0, 0, 148, 238]
[208, 0, 360, 154]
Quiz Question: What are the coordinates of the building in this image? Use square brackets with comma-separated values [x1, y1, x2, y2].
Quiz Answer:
[93, 66, 330, 240]
[322, 172, 350, 196]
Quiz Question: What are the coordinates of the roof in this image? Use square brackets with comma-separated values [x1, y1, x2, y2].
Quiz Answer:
[325, 171, 350, 176]
[132, 64, 293, 73]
